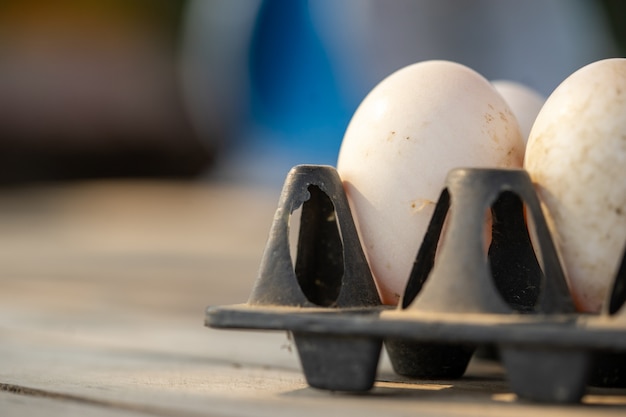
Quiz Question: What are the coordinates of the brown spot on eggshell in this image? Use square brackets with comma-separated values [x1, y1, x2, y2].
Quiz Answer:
[410, 198, 435, 214]
[490, 131, 500, 144]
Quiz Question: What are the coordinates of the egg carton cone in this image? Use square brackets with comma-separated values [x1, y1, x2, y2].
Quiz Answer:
[205, 164, 626, 404]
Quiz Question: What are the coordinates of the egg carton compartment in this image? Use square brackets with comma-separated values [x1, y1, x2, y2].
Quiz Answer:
[205, 164, 626, 404]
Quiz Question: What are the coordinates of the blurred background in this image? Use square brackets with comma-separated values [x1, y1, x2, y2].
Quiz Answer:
[0, 0, 623, 187]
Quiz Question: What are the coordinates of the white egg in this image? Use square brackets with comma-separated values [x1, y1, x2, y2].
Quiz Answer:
[492, 80, 545, 143]
[337, 60, 525, 305]
[524, 58, 626, 313]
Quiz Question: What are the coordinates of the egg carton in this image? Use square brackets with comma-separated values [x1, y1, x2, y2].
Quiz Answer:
[205, 164, 626, 404]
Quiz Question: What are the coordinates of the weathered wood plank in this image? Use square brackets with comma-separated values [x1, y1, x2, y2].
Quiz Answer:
[3, 320, 626, 417]
[0, 390, 158, 417]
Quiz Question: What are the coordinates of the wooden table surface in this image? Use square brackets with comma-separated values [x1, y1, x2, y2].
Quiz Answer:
[1, 179, 625, 416]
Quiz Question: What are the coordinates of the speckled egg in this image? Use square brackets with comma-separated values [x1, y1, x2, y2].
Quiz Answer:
[524, 58, 626, 313]
[337, 60, 525, 305]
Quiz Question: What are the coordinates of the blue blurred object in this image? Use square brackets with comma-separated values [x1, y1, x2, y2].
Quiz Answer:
[247, 0, 351, 164]
[181, 0, 619, 186]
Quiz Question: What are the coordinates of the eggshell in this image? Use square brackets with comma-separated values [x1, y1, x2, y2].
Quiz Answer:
[492, 80, 545, 143]
[524, 58, 626, 313]
[337, 60, 525, 305]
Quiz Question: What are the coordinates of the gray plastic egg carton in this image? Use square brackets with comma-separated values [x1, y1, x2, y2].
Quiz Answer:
[205, 164, 626, 404]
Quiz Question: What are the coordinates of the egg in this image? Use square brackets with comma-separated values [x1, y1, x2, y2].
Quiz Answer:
[524, 58, 626, 313]
[337, 60, 525, 305]
[492, 80, 545, 143]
